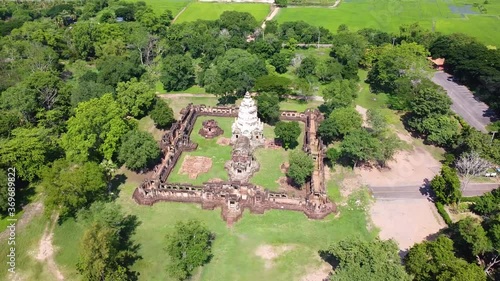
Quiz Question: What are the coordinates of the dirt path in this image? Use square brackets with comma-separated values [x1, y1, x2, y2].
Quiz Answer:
[330, 0, 341, 8]
[35, 214, 64, 281]
[158, 93, 215, 98]
[261, 6, 280, 29]
[0, 202, 43, 242]
[171, 6, 187, 24]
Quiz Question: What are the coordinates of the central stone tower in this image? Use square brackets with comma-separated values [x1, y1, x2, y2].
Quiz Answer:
[231, 92, 264, 148]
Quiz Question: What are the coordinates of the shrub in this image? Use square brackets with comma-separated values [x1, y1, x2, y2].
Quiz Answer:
[435, 202, 452, 226]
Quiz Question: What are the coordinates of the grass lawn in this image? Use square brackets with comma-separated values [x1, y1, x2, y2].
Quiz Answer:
[280, 99, 323, 111]
[175, 3, 271, 23]
[276, 0, 500, 47]
[53, 179, 375, 281]
[251, 122, 305, 191]
[138, 116, 165, 142]
[160, 96, 219, 118]
[168, 116, 234, 184]
[127, 0, 193, 16]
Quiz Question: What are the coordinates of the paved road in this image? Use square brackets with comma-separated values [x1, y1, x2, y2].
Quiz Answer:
[432, 72, 496, 133]
[370, 182, 498, 199]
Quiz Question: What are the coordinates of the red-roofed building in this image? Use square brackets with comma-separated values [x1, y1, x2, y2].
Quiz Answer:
[428, 57, 445, 71]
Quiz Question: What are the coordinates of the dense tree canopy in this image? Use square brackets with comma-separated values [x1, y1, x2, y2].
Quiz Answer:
[202, 48, 267, 98]
[115, 78, 156, 118]
[41, 159, 107, 218]
[324, 238, 411, 281]
[161, 54, 196, 91]
[61, 94, 131, 162]
[405, 236, 486, 281]
[118, 130, 160, 171]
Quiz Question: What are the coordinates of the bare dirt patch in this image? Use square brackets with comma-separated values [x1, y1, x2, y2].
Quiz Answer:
[301, 262, 332, 281]
[207, 178, 223, 183]
[355, 105, 369, 127]
[340, 176, 363, 198]
[264, 139, 282, 149]
[0, 202, 43, 241]
[35, 215, 64, 281]
[179, 156, 212, 179]
[357, 148, 441, 187]
[370, 199, 445, 251]
[216, 137, 231, 146]
[255, 244, 295, 269]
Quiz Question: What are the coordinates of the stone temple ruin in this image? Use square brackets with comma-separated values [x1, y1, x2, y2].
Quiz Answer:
[133, 93, 336, 225]
[198, 119, 223, 139]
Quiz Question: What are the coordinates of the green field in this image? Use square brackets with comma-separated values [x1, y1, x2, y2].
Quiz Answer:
[276, 0, 500, 46]
[175, 2, 271, 23]
[128, 0, 193, 15]
[51, 178, 374, 281]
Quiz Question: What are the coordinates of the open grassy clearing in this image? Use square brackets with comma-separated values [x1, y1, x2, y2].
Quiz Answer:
[0, 212, 52, 281]
[250, 122, 306, 191]
[52, 178, 374, 281]
[276, 0, 500, 46]
[175, 3, 271, 23]
[138, 115, 165, 142]
[127, 0, 193, 15]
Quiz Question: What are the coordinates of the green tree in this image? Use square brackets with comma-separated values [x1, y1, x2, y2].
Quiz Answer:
[420, 115, 461, 146]
[367, 42, 431, 93]
[315, 58, 343, 84]
[275, 0, 288, 7]
[166, 220, 213, 280]
[96, 56, 144, 87]
[41, 159, 107, 218]
[61, 94, 131, 162]
[0, 127, 54, 181]
[367, 109, 387, 136]
[296, 56, 316, 78]
[454, 217, 492, 257]
[269, 52, 290, 74]
[118, 130, 160, 171]
[405, 236, 486, 281]
[430, 166, 461, 205]
[410, 87, 452, 118]
[202, 49, 267, 98]
[115, 78, 156, 118]
[340, 129, 381, 166]
[256, 93, 280, 125]
[254, 75, 291, 98]
[318, 107, 362, 141]
[150, 98, 175, 129]
[321, 79, 357, 114]
[287, 150, 314, 187]
[161, 55, 195, 91]
[326, 147, 341, 163]
[76, 202, 140, 281]
[274, 121, 301, 149]
[324, 238, 411, 281]
[0, 171, 8, 214]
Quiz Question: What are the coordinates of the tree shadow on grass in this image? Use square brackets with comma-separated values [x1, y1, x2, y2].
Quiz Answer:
[109, 173, 127, 198]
